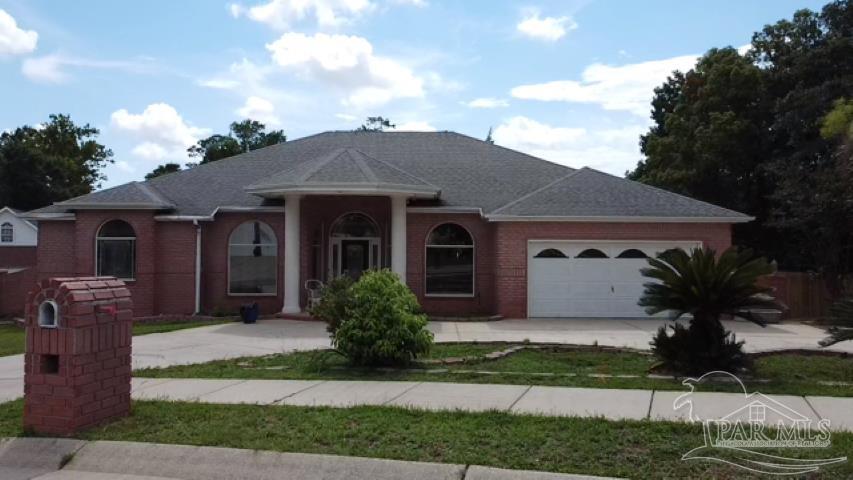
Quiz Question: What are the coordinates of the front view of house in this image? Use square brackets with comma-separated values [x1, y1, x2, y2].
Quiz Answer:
[26, 131, 750, 319]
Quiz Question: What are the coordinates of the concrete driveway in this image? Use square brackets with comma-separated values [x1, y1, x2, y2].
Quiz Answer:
[0, 317, 849, 403]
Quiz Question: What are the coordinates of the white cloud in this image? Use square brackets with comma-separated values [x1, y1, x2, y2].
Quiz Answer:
[114, 160, 135, 173]
[737, 43, 751, 55]
[335, 113, 358, 122]
[492, 116, 645, 175]
[22, 53, 159, 84]
[463, 97, 508, 109]
[266, 32, 423, 108]
[230, 0, 374, 29]
[0, 9, 37, 56]
[511, 54, 698, 116]
[236, 95, 281, 125]
[111, 103, 209, 161]
[395, 120, 435, 131]
[391, 0, 427, 6]
[516, 11, 576, 42]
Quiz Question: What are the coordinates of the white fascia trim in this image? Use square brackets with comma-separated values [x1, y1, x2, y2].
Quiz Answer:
[485, 215, 754, 223]
[246, 183, 440, 199]
[154, 206, 288, 222]
[407, 207, 484, 215]
[22, 213, 76, 221]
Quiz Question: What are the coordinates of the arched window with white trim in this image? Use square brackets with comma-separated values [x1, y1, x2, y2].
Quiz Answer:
[0, 223, 12, 243]
[229, 221, 278, 295]
[425, 223, 474, 296]
[96, 220, 136, 280]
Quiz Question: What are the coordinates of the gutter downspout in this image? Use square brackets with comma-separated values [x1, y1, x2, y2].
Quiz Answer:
[194, 219, 202, 315]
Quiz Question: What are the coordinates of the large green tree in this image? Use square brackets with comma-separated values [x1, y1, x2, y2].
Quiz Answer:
[187, 119, 286, 165]
[629, 0, 853, 288]
[145, 162, 181, 180]
[0, 114, 113, 211]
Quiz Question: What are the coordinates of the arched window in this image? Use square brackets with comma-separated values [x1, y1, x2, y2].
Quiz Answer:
[534, 248, 567, 258]
[616, 248, 648, 259]
[576, 248, 608, 259]
[96, 220, 136, 280]
[330, 213, 379, 238]
[229, 221, 277, 295]
[0, 223, 12, 243]
[426, 223, 474, 296]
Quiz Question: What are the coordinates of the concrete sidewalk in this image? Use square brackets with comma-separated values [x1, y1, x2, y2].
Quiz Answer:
[0, 437, 619, 480]
[131, 378, 853, 432]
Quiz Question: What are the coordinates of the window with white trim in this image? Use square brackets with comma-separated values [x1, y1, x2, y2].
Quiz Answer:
[229, 221, 277, 295]
[96, 220, 136, 280]
[0, 223, 12, 243]
[425, 223, 474, 296]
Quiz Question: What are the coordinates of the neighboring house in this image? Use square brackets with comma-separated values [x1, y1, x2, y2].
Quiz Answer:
[25, 131, 750, 318]
[0, 206, 38, 267]
[0, 207, 38, 316]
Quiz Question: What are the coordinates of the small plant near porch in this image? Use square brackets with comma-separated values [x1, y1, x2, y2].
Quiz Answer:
[317, 269, 434, 366]
[640, 247, 779, 375]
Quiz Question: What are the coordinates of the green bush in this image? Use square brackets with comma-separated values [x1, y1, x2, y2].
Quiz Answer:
[332, 270, 433, 366]
[309, 276, 354, 335]
[651, 322, 750, 375]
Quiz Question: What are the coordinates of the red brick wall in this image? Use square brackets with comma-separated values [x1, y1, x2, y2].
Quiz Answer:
[201, 212, 285, 315]
[492, 221, 732, 318]
[0, 246, 36, 267]
[36, 222, 76, 279]
[154, 222, 196, 315]
[406, 213, 495, 315]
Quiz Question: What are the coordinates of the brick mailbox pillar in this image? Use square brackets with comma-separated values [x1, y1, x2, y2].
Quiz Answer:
[23, 277, 133, 436]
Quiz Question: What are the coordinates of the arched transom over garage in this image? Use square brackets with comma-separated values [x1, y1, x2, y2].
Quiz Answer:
[527, 240, 701, 318]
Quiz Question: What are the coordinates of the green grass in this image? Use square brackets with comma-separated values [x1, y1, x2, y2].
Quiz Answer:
[135, 343, 853, 397]
[0, 319, 235, 356]
[131, 319, 233, 336]
[0, 399, 849, 479]
[0, 324, 25, 357]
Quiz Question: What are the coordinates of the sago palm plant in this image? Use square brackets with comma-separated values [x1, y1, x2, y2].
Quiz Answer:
[819, 298, 853, 347]
[639, 247, 780, 374]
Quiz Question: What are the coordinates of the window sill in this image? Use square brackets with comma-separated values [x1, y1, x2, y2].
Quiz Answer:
[227, 293, 278, 297]
[424, 293, 476, 299]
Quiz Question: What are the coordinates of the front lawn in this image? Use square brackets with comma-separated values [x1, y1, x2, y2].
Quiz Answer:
[0, 319, 235, 356]
[0, 399, 849, 479]
[134, 343, 853, 397]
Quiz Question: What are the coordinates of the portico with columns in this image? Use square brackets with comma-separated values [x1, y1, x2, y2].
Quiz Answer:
[244, 147, 440, 314]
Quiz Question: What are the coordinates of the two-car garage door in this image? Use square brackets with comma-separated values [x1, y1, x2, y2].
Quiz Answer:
[528, 241, 700, 318]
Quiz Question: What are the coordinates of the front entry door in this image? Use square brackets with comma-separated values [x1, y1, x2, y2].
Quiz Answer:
[341, 240, 370, 280]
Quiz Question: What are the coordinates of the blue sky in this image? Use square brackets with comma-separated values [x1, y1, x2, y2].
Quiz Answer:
[0, 0, 826, 188]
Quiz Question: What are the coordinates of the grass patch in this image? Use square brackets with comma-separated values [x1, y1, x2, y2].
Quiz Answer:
[0, 399, 848, 479]
[131, 319, 233, 336]
[0, 324, 25, 357]
[0, 319, 235, 356]
[135, 344, 853, 397]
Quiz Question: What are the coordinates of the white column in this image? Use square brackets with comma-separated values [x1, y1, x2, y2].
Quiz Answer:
[282, 194, 302, 313]
[391, 195, 408, 283]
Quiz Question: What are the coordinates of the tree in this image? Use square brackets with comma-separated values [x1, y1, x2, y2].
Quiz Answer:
[485, 127, 494, 144]
[187, 119, 286, 165]
[358, 116, 395, 132]
[628, 0, 853, 290]
[0, 114, 113, 211]
[640, 247, 779, 374]
[145, 163, 181, 180]
[819, 298, 853, 346]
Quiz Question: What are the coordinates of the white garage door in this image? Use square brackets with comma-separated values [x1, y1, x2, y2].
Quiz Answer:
[528, 241, 700, 318]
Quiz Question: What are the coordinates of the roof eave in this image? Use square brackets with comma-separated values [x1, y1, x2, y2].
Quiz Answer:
[53, 202, 175, 210]
[22, 212, 76, 221]
[485, 214, 754, 223]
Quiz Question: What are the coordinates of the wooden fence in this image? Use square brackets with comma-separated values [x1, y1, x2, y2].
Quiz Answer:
[758, 271, 837, 320]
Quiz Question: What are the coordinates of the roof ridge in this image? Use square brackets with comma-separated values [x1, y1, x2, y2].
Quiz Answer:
[489, 169, 585, 214]
[133, 181, 173, 206]
[348, 149, 379, 183]
[297, 148, 347, 182]
[349, 147, 439, 188]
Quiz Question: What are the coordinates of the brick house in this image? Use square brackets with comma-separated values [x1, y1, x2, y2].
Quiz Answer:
[25, 131, 750, 319]
[0, 206, 38, 316]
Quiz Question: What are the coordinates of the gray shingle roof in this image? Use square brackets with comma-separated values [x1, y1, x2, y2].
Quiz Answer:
[26, 131, 750, 221]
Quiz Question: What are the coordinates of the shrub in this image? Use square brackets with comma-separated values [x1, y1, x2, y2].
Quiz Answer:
[640, 247, 778, 374]
[332, 269, 433, 366]
[309, 276, 354, 335]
